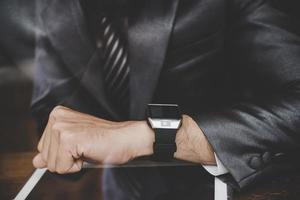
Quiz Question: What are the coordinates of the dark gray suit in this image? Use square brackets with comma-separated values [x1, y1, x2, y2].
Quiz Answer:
[32, 0, 300, 198]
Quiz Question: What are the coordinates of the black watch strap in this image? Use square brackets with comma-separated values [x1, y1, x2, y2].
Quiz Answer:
[153, 128, 177, 161]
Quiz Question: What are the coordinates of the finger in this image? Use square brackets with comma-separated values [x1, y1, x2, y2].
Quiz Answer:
[32, 153, 47, 168]
[55, 141, 75, 174]
[37, 133, 45, 152]
[41, 121, 53, 163]
[67, 159, 83, 173]
[37, 121, 50, 152]
[47, 130, 59, 172]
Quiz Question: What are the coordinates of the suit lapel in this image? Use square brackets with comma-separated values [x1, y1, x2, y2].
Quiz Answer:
[128, 0, 179, 119]
[41, 0, 121, 120]
[67, 49, 122, 120]
[41, 0, 179, 120]
[41, 0, 94, 77]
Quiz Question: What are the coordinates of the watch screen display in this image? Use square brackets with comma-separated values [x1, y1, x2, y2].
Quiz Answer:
[148, 104, 181, 119]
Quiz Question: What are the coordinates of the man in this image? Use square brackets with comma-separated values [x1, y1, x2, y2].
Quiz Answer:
[31, 0, 300, 199]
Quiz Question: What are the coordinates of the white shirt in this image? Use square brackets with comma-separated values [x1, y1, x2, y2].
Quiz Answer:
[203, 153, 229, 200]
[203, 153, 228, 176]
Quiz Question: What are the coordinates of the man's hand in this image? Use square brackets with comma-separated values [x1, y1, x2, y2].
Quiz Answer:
[32, 106, 154, 174]
[33, 106, 216, 174]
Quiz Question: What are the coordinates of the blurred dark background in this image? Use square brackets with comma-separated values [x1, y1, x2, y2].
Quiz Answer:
[0, 0, 37, 152]
[0, 0, 299, 153]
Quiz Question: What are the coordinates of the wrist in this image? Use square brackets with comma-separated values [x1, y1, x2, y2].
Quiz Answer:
[130, 121, 154, 159]
[174, 115, 216, 165]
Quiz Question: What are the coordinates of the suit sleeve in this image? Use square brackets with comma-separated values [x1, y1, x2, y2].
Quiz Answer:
[192, 0, 300, 189]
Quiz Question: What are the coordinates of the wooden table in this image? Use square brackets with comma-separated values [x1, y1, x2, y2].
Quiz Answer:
[0, 152, 36, 200]
[1, 152, 300, 200]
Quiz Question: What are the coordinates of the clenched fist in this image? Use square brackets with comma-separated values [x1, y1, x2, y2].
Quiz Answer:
[32, 106, 154, 174]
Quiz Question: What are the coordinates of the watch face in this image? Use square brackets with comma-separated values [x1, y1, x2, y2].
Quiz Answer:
[147, 104, 181, 119]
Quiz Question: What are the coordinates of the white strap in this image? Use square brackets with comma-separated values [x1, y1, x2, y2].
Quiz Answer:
[14, 168, 47, 200]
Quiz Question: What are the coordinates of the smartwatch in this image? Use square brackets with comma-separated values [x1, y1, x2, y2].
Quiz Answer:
[146, 104, 182, 160]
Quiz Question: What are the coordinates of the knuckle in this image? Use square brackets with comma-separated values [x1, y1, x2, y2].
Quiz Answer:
[50, 106, 65, 119]
[53, 105, 64, 112]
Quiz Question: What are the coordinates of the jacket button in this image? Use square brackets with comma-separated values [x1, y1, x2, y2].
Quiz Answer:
[249, 156, 263, 170]
[262, 152, 272, 164]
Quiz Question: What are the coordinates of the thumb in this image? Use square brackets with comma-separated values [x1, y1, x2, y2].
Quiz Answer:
[66, 159, 83, 173]
[32, 153, 47, 168]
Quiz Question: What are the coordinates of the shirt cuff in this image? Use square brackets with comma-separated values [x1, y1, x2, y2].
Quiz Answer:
[202, 153, 228, 176]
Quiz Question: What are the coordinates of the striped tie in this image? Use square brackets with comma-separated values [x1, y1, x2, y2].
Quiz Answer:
[100, 16, 130, 113]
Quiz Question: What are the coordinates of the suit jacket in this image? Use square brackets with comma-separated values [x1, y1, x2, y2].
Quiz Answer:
[32, 0, 300, 193]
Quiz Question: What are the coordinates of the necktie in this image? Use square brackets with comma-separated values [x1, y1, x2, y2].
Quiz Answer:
[99, 16, 130, 114]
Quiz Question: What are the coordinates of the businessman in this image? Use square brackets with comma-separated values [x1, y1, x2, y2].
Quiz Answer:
[31, 0, 300, 199]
